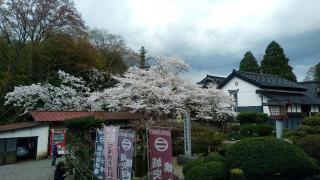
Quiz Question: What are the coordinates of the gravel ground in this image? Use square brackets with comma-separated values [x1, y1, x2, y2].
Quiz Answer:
[0, 158, 73, 180]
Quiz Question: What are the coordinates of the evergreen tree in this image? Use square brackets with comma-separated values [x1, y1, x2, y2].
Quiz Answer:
[239, 51, 260, 73]
[139, 46, 147, 69]
[260, 41, 297, 81]
[315, 63, 320, 81]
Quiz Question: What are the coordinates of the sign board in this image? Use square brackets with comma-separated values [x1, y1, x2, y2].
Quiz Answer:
[104, 126, 119, 180]
[93, 129, 105, 179]
[118, 130, 135, 180]
[148, 128, 174, 180]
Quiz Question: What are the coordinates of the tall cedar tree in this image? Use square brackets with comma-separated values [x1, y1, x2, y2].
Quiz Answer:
[139, 46, 147, 69]
[315, 63, 320, 81]
[239, 51, 260, 73]
[260, 41, 297, 81]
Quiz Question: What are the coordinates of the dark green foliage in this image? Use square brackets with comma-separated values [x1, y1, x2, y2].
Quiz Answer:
[239, 124, 272, 136]
[229, 124, 240, 133]
[297, 134, 320, 162]
[240, 124, 257, 135]
[139, 46, 147, 69]
[202, 152, 225, 163]
[64, 117, 102, 180]
[283, 130, 308, 143]
[239, 51, 260, 73]
[236, 112, 268, 124]
[172, 123, 225, 155]
[299, 125, 320, 134]
[260, 41, 297, 81]
[303, 116, 320, 126]
[184, 161, 229, 180]
[182, 158, 204, 176]
[225, 137, 318, 178]
[255, 124, 273, 136]
[315, 63, 320, 81]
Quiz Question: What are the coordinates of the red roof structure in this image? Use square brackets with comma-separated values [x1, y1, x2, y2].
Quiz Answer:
[31, 111, 143, 122]
[0, 122, 45, 132]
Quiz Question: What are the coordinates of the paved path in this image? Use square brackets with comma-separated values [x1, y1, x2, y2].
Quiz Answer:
[0, 158, 73, 180]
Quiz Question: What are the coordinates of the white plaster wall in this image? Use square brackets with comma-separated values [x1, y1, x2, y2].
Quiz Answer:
[311, 105, 320, 112]
[0, 126, 49, 159]
[221, 77, 261, 106]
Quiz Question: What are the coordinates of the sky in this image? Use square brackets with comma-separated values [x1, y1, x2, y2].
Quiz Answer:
[75, 0, 320, 82]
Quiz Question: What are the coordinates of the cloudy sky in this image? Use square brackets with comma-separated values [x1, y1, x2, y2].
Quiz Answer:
[75, 0, 320, 82]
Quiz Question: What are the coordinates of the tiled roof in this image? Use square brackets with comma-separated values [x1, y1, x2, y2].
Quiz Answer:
[298, 81, 320, 102]
[31, 111, 143, 122]
[219, 70, 306, 91]
[256, 90, 320, 105]
[198, 75, 226, 86]
[0, 122, 45, 133]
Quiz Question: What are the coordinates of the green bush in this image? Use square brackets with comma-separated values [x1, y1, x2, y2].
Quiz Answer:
[185, 161, 229, 180]
[225, 137, 318, 179]
[299, 125, 320, 134]
[182, 158, 204, 176]
[229, 124, 240, 133]
[202, 152, 224, 163]
[240, 124, 257, 136]
[303, 116, 320, 126]
[255, 124, 273, 136]
[236, 112, 268, 124]
[284, 130, 307, 143]
[239, 124, 272, 136]
[297, 134, 320, 162]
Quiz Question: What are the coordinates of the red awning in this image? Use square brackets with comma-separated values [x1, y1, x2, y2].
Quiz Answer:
[31, 111, 143, 122]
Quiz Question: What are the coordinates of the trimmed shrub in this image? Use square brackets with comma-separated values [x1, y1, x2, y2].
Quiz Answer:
[297, 134, 320, 162]
[236, 112, 268, 124]
[240, 124, 272, 136]
[229, 124, 240, 133]
[182, 158, 203, 176]
[299, 125, 320, 134]
[185, 161, 229, 180]
[303, 116, 320, 126]
[240, 124, 257, 136]
[202, 152, 224, 163]
[255, 124, 273, 136]
[225, 137, 318, 179]
[230, 168, 245, 180]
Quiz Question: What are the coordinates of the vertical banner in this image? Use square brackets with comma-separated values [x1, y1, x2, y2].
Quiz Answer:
[104, 126, 120, 180]
[118, 129, 135, 180]
[93, 129, 105, 179]
[149, 128, 174, 180]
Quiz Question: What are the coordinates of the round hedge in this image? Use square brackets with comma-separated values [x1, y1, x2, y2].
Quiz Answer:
[182, 158, 203, 176]
[297, 134, 320, 162]
[225, 137, 318, 178]
[185, 161, 228, 180]
[202, 152, 224, 163]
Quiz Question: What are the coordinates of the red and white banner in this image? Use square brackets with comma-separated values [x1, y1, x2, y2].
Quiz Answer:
[104, 126, 119, 180]
[148, 128, 174, 180]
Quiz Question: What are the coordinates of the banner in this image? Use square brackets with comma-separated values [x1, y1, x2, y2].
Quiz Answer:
[148, 128, 174, 180]
[104, 126, 120, 180]
[93, 129, 105, 179]
[118, 130, 135, 180]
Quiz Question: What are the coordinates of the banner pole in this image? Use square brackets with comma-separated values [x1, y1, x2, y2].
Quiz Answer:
[146, 124, 150, 180]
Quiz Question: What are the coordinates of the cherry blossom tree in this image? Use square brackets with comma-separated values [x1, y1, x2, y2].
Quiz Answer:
[88, 56, 234, 121]
[5, 56, 234, 121]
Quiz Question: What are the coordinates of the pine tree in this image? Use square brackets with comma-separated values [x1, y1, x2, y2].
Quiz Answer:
[239, 51, 260, 73]
[139, 46, 147, 69]
[260, 41, 297, 81]
[315, 63, 320, 81]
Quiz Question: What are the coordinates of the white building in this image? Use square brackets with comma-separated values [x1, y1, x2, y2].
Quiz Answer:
[199, 70, 320, 129]
[0, 122, 49, 165]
